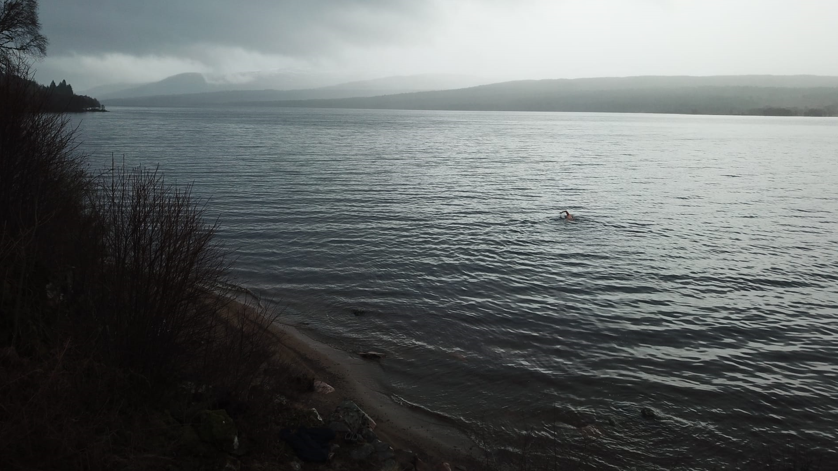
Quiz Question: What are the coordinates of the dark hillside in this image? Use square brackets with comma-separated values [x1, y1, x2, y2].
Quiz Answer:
[263, 76, 838, 116]
[40, 77, 103, 111]
[1, 73, 102, 111]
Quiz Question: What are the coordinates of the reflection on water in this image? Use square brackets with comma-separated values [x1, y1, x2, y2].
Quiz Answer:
[75, 108, 838, 469]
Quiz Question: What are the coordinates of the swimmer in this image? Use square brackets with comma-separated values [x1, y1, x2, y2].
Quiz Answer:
[560, 210, 574, 221]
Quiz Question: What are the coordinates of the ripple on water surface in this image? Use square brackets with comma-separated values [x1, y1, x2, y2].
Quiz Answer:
[75, 108, 838, 469]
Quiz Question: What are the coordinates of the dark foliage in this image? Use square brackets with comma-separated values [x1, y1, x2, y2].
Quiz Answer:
[42, 77, 103, 112]
[0, 6, 296, 467]
[0, 68, 92, 348]
[0, 0, 47, 73]
[87, 164, 226, 377]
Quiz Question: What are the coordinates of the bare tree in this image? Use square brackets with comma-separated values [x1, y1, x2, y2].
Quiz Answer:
[0, 0, 47, 73]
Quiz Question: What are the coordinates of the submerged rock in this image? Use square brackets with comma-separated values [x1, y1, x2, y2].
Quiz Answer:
[640, 407, 657, 419]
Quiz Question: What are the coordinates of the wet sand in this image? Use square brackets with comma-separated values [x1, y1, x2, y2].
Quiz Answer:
[267, 319, 482, 467]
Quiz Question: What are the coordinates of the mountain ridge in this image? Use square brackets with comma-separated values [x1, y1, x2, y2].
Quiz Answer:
[96, 72, 490, 102]
[102, 75, 838, 116]
[257, 75, 838, 116]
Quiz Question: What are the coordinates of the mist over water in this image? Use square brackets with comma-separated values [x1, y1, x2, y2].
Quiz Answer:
[75, 108, 838, 469]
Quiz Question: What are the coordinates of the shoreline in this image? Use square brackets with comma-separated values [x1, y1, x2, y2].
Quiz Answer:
[262, 307, 482, 467]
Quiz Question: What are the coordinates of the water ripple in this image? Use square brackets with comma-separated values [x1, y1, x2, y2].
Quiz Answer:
[74, 108, 838, 469]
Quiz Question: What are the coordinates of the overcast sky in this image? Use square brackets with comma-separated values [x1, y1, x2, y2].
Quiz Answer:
[34, 0, 838, 91]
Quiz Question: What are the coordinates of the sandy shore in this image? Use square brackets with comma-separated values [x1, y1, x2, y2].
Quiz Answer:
[263, 316, 482, 468]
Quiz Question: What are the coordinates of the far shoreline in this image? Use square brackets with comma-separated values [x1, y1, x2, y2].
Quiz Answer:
[100, 103, 838, 118]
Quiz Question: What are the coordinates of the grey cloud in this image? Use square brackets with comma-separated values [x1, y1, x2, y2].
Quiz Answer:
[39, 0, 436, 58]
[31, 0, 838, 91]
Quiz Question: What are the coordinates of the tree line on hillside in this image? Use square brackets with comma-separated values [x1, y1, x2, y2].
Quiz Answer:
[0, 72, 103, 111]
[0, 0, 101, 111]
[43, 78, 103, 111]
[24, 74, 103, 111]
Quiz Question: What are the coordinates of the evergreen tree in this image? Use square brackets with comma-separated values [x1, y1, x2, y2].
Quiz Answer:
[56, 79, 69, 94]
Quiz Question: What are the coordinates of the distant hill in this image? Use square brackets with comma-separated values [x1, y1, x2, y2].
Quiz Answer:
[80, 82, 141, 97]
[97, 73, 212, 99]
[260, 75, 838, 116]
[320, 73, 488, 92]
[104, 89, 404, 107]
[102, 73, 491, 107]
[96, 70, 351, 100]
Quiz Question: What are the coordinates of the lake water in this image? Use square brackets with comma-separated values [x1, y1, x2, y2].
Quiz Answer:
[73, 107, 838, 469]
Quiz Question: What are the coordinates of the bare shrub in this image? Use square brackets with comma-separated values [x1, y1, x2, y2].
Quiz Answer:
[0, 0, 48, 73]
[88, 163, 227, 378]
[189, 295, 273, 391]
[0, 62, 91, 348]
[0, 4, 307, 468]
